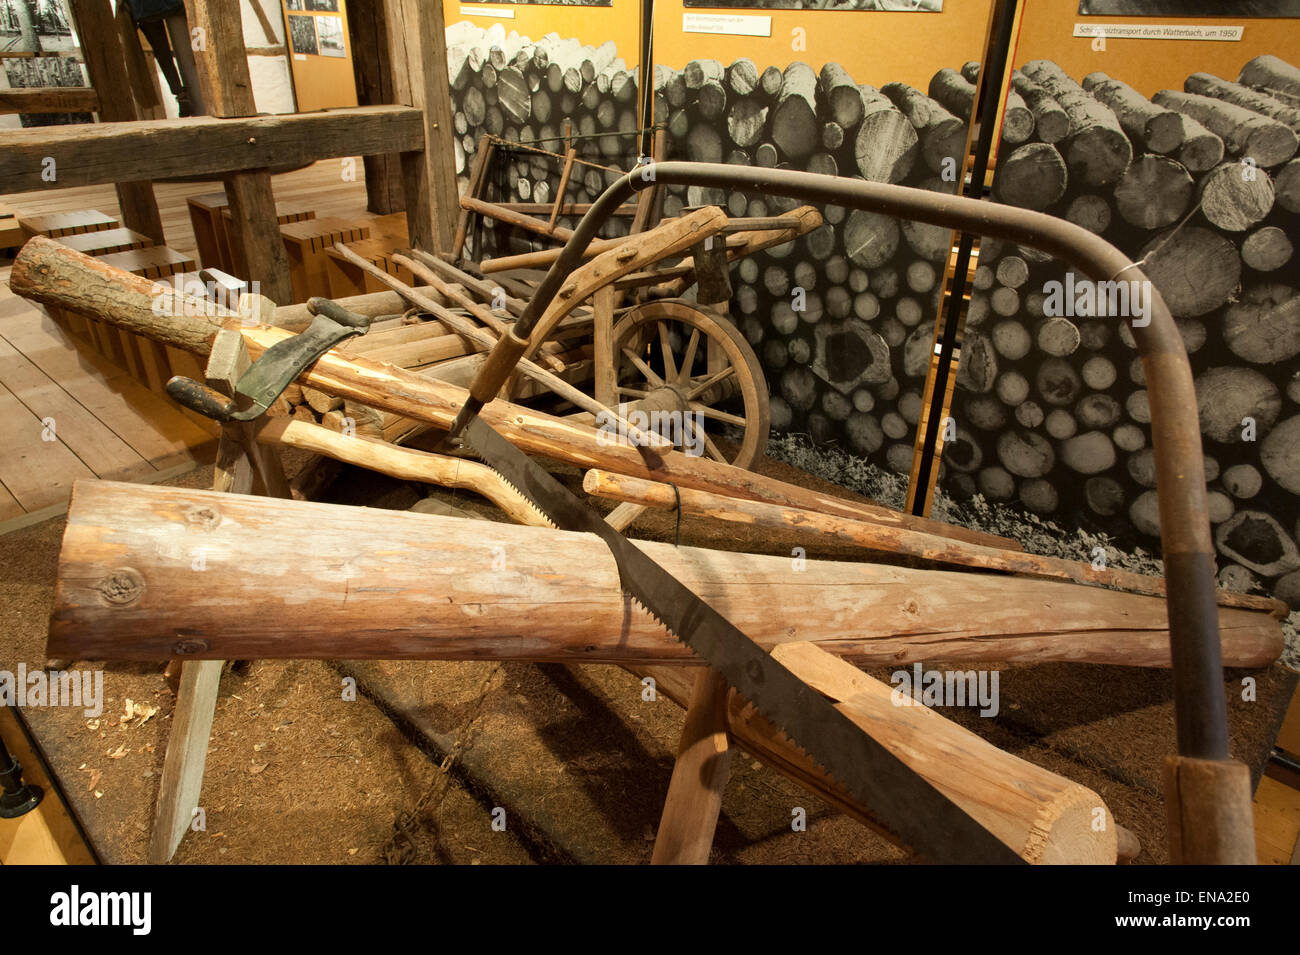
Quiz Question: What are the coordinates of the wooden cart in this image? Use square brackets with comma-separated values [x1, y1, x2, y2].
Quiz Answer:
[333, 200, 824, 470]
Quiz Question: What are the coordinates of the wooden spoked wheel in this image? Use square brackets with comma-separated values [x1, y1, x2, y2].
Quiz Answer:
[609, 300, 769, 469]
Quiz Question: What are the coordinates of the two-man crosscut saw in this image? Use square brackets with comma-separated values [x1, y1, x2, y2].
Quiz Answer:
[441, 169, 1028, 865]
[458, 413, 1024, 863]
[160, 285, 1018, 861]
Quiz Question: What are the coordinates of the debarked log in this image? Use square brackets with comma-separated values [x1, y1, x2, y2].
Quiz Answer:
[51, 481, 1285, 668]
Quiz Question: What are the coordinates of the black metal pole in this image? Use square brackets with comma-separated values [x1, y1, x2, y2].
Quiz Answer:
[0, 733, 43, 819]
[909, 0, 1020, 517]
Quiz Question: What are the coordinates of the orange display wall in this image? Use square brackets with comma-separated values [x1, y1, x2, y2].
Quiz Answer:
[939, 0, 1300, 610]
[654, 0, 990, 90]
[650, 1, 997, 482]
[283, 0, 359, 112]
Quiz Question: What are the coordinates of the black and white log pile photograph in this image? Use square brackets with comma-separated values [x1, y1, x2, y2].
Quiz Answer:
[654, 56, 969, 471]
[446, 20, 641, 260]
[948, 54, 1300, 617]
[4, 0, 1300, 891]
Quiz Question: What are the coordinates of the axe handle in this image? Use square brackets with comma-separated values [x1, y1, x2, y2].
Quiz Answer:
[1163, 756, 1256, 864]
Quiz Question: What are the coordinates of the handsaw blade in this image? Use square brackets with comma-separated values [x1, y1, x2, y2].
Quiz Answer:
[462, 415, 1025, 864]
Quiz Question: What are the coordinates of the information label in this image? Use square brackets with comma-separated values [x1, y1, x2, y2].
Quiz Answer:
[683, 13, 772, 38]
[462, 6, 515, 19]
[1073, 22, 1243, 42]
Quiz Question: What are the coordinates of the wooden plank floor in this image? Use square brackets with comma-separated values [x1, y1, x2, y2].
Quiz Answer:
[0, 161, 387, 533]
[2, 158, 379, 262]
[0, 287, 217, 531]
[1257, 682, 1300, 865]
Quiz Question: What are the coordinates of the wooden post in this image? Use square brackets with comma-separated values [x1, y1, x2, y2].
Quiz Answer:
[651, 669, 732, 865]
[346, 0, 405, 215]
[148, 327, 288, 863]
[1163, 756, 1256, 865]
[114, 2, 164, 120]
[384, 0, 459, 252]
[182, 0, 293, 305]
[67, 0, 165, 244]
[592, 284, 618, 408]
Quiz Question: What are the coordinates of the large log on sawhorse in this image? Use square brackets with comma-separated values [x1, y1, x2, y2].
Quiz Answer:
[148, 323, 290, 864]
[181, 0, 293, 305]
[384, 0, 459, 252]
[49, 482, 1285, 669]
[66, 0, 164, 244]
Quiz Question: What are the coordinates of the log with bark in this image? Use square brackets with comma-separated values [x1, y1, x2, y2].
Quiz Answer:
[1112, 154, 1193, 229]
[10, 235, 1018, 550]
[995, 142, 1068, 210]
[1198, 160, 1275, 231]
[882, 82, 968, 175]
[1239, 55, 1300, 104]
[1012, 72, 1069, 144]
[1185, 71, 1300, 133]
[1083, 72, 1184, 154]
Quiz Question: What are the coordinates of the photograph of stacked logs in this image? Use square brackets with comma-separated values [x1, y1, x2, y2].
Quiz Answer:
[653, 57, 971, 475]
[946, 55, 1300, 607]
[444, 21, 641, 258]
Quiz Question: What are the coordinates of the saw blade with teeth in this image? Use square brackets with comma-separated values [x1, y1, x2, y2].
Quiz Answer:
[462, 414, 1024, 864]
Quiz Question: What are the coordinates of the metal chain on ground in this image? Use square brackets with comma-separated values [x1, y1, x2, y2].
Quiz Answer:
[382, 664, 501, 864]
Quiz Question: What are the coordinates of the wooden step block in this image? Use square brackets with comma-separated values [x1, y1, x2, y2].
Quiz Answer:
[186, 190, 315, 272]
[219, 202, 314, 276]
[19, 209, 118, 239]
[324, 235, 415, 297]
[56, 227, 154, 256]
[0, 205, 22, 248]
[95, 246, 197, 280]
[184, 191, 230, 271]
[280, 216, 372, 302]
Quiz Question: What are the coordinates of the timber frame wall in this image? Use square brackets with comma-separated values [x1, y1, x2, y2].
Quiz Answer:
[2, 0, 458, 307]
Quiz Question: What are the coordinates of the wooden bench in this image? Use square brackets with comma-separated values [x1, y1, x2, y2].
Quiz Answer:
[0, 205, 22, 249]
[19, 209, 119, 239]
[186, 191, 316, 273]
[96, 246, 197, 280]
[280, 216, 371, 302]
[220, 204, 314, 277]
[322, 213, 409, 296]
[56, 227, 154, 256]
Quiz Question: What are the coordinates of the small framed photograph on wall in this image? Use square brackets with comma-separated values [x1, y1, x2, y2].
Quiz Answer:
[287, 13, 319, 55]
[317, 14, 345, 57]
